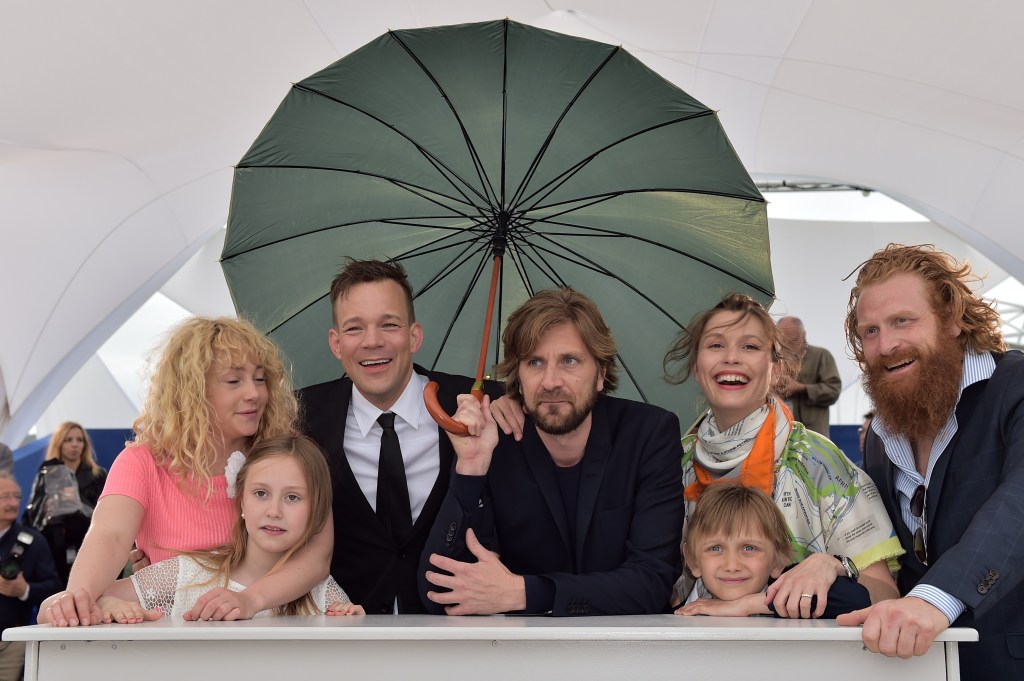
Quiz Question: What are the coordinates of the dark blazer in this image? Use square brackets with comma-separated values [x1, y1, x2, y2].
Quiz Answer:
[297, 366, 503, 614]
[74, 464, 107, 509]
[0, 523, 61, 633]
[864, 351, 1024, 680]
[22, 459, 100, 587]
[419, 395, 685, 616]
[766, 569, 869, 619]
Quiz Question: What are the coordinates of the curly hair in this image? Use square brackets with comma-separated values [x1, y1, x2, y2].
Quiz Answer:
[131, 316, 298, 497]
[496, 288, 618, 403]
[845, 244, 1005, 368]
[663, 293, 798, 397]
[45, 421, 102, 476]
[185, 435, 332, 616]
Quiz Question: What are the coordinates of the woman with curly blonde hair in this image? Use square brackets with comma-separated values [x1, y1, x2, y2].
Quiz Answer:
[40, 436, 363, 624]
[43, 317, 332, 627]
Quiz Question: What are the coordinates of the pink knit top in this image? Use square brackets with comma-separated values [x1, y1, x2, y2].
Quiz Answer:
[100, 444, 235, 563]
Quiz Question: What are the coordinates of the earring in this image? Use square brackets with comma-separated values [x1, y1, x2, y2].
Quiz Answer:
[240, 513, 245, 519]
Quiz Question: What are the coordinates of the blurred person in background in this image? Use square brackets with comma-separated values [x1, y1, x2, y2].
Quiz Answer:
[776, 316, 841, 437]
[0, 472, 60, 680]
[23, 419, 107, 585]
[23, 422, 107, 586]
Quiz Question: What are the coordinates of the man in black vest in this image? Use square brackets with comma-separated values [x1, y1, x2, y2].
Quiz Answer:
[837, 244, 1024, 681]
[298, 259, 501, 613]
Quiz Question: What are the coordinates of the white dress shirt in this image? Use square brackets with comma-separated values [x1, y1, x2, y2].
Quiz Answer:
[874, 349, 996, 624]
[343, 371, 441, 523]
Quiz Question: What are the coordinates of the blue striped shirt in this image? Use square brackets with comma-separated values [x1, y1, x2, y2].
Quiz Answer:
[872, 349, 996, 624]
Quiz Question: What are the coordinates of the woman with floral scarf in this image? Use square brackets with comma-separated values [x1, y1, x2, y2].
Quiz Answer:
[664, 293, 903, 618]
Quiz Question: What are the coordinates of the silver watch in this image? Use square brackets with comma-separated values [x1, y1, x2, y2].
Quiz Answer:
[833, 554, 859, 581]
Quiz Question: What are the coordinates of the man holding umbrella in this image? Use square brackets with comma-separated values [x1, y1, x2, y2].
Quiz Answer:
[419, 288, 684, 615]
[298, 259, 502, 614]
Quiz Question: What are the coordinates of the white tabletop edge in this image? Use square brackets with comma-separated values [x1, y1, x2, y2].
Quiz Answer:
[2, 614, 979, 643]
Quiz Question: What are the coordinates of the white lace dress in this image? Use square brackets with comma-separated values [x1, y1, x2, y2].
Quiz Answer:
[130, 555, 351, 619]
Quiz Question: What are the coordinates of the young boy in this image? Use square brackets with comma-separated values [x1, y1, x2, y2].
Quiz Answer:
[675, 483, 869, 618]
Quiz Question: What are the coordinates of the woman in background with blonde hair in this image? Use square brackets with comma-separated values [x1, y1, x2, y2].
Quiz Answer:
[41, 421, 106, 507]
[43, 316, 332, 626]
[24, 421, 108, 584]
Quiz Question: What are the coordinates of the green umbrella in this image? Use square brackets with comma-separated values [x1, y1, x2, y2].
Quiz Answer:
[222, 18, 773, 428]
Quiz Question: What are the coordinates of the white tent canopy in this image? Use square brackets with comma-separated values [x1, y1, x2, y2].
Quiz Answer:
[4, 0, 1023, 444]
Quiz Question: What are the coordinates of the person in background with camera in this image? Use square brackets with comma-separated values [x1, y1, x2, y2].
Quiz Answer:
[0, 471, 60, 681]
[23, 422, 108, 586]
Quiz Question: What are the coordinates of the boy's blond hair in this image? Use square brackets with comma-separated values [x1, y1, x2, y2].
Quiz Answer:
[683, 482, 793, 573]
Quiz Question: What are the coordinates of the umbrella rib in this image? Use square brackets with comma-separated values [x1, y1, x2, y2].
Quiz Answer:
[442, 230, 654, 405]
[409, 237, 492, 298]
[398, 234, 493, 263]
[528, 216, 770, 299]
[507, 46, 621, 211]
[500, 19, 509, 210]
[259, 239, 489, 338]
[264, 293, 326, 336]
[517, 110, 754, 211]
[514, 230, 690, 329]
[221, 213, 486, 262]
[615, 353, 650, 403]
[505, 230, 572, 291]
[388, 30, 499, 209]
[519, 210, 774, 298]
[288, 83, 491, 207]
[231, 162, 485, 214]
[221, 174, 498, 260]
[421, 248, 493, 372]
[530, 184, 766, 210]
[488, 243, 564, 370]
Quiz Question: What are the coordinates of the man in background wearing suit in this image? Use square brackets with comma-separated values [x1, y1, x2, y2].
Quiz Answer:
[776, 316, 841, 437]
[420, 288, 683, 616]
[837, 244, 1023, 681]
[298, 259, 501, 614]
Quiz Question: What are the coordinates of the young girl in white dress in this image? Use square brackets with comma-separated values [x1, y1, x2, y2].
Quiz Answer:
[49, 435, 362, 621]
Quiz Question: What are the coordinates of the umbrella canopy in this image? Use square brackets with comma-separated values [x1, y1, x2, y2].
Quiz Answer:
[222, 18, 773, 425]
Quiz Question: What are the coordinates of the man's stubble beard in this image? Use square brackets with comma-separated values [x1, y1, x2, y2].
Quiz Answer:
[526, 376, 600, 436]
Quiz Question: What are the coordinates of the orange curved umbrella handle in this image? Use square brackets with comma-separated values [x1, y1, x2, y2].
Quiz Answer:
[424, 380, 485, 436]
[423, 253, 501, 436]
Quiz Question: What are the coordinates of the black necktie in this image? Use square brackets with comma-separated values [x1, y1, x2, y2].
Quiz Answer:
[376, 412, 412, 542]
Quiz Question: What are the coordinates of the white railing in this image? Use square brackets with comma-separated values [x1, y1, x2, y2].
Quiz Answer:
[5, 614, 976, 681]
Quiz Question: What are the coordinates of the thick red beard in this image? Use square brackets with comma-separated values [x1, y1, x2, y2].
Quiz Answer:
[862, 334, 963, 442]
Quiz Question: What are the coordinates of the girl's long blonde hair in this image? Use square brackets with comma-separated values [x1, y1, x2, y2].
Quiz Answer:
[131, 316, 297, 496]
[185, 436, 332, 615]
[45, 421, 102, 476]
